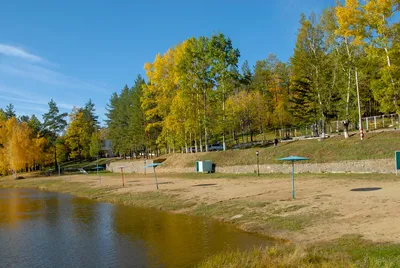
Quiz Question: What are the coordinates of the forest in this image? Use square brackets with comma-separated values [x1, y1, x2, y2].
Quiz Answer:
[0, 101, 101, 176]
[1, 0, 399, 174]
[106, 0, 400, 155]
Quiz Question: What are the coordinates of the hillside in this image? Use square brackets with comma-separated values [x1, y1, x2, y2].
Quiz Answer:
[160, 130, 400, 168]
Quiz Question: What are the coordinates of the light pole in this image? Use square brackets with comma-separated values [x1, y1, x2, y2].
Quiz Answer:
[256, 151, 260, 176]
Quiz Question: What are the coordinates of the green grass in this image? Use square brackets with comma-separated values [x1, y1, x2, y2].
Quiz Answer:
[318, 234, 400, 265]
[61, 157, 115, 169]
[198, 245, 353, 268]
[159, 131, 400, 168]
[262, 212, 334, 232]
[198, 236, 400, 268]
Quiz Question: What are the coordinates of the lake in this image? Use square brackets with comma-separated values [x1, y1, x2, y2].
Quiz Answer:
[0, 188, 271, 267]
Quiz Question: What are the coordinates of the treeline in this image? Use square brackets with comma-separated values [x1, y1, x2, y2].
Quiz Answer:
[103, 0, 398, 155]
[0, 100, 101, 176]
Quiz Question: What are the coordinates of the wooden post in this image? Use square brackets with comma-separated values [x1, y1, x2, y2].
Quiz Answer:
[120, 167, 125, 186]
[382, 115, 385, 128]
[153, 167, 159, 190]
[374, 116, 377, 129]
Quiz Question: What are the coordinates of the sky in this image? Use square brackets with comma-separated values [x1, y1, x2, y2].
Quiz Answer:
[0, 0, 336, 124]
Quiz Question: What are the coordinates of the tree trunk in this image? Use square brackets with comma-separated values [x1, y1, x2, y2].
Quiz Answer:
[203, 88, 208, 152]
[54, 145, 58, 171]
[222, 86, 226, 151]
[355, 69, 363, 140]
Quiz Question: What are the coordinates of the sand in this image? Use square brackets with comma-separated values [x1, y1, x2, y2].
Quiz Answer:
[41, 172, 400, 244]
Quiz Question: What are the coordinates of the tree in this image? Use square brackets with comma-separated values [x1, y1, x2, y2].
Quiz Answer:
[5, 104, 16, 119]
[65, 100, 99, 161]
[18, 115, 30, 123]
[291, 13, 334, 137]
[208, 33, 240, 150]
[28, 115, 42, 137]
[364, 0, 400, 113]
[83, 99, 99, 129]
[65, 108, 86, 162]
[89, 130, 102, 158]
[336, 0, 366, 139]
[42, 99, 67, 170]
[129, 75, 147, 156]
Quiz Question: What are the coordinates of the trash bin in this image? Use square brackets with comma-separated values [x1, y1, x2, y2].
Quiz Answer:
[196, 160, 213, 173]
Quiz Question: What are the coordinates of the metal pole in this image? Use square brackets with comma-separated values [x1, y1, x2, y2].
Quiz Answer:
[257, 155, 259, 176]
[292, 161, 295, 199]
[58, 165, 61, 177]
[153, 167, 159, 190]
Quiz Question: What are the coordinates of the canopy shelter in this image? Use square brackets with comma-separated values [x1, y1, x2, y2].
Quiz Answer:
[277, 156, 309, 199]
[145, 163, 163, 190]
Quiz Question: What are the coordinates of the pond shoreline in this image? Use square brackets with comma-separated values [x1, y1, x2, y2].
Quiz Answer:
[0, 175, 285, 243]
[1, 173, 400, 266]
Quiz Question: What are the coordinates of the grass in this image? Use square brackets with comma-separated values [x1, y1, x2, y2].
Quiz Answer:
[319, 234, 400, 265]
[198, 235, 400, 268]
[158, 131, 400, 168]
[61, 157, 115, 169]
[198, 245, 353, 268]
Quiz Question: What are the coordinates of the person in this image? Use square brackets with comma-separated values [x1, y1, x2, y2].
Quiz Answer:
[274, 138, 278, 147]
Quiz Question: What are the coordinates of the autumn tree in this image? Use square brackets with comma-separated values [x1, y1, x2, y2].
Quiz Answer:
[336, 0, 366, 139]
[364, 0, 400, 113]
[89, 129, 102, 158]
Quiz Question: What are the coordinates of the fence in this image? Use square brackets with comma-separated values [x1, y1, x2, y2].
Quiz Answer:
[277, 113, 400, 139]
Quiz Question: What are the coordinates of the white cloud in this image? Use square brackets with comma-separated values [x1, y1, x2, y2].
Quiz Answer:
[0, 44, 44, 63]
[0, 62, 109, 94]
[0, 84, 76, 111]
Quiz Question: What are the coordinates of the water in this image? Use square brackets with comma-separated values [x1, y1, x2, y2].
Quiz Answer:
[0, 188, 271, 268]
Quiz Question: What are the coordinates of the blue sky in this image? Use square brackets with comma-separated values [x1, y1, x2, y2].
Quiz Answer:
[0, 0, 335, 123]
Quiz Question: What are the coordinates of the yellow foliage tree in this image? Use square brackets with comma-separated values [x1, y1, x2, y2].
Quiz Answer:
[0, 117, 48, 176]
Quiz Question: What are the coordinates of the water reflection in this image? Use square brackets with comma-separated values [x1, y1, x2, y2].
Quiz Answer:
[0, 188, 270, 267]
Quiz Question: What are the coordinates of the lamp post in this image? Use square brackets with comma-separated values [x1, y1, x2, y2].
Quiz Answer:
[256, 151, 260, 176]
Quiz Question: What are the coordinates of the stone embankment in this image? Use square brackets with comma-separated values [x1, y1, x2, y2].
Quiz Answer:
[107, 158, 394, 174]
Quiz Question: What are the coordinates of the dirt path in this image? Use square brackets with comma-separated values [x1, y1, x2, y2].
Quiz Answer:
[21, 173, 400, 244]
